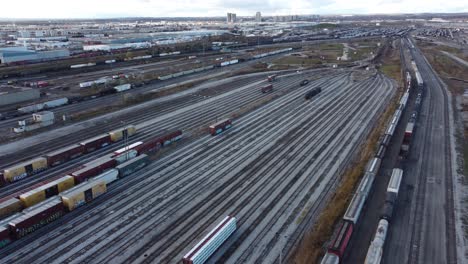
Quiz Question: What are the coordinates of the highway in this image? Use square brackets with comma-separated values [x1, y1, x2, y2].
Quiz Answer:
[382, 42, 458, 263]
[0, 70, 394, 263]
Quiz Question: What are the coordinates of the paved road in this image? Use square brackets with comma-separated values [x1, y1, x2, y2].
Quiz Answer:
[382, 42, 457, 264]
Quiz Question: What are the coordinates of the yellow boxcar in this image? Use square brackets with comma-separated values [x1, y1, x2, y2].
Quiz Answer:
[108, 125, 136, 142]
[20, 175, 75, 208]
[60, 180, 106, 211]
[3, 157, 47, 183]
[0, 198, 22, 218]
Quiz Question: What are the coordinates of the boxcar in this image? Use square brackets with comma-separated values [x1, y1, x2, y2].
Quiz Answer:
[320, 252, 339, 264]
[112, 142, 143, 157]
[0, 198, 22, 219]
[108, 125, 136, 142]
[45, 144, 85, 166]
[209, 119, 232, 136]
[182, 216, 237, 264]
[343, 193, 366, 224]
[9, 197, 65, 239]
[19, 176, 75, 208]
[80, 134, 112, 153]
[327, 220, 353, 259]
[116, 154, 150, 178]
[71, 156, 117, 184]
[261, 84, 273, 93]
[60, 180, 107, 211]
[93, 169, 119, 185]
[3, 157, 48, 183]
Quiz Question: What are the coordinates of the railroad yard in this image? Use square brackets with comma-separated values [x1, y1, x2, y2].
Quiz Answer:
[0, 15, 466, 264]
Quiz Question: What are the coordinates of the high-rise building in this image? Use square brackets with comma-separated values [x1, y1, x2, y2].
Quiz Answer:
[255, 12, 262, 22]
[227, 12, 237, 23]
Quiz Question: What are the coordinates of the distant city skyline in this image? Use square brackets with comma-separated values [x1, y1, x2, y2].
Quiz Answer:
[1, 0, 467, 19]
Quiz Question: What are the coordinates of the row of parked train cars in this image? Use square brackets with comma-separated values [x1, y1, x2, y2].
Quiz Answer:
[320, 68, 423, 264]
[0, 127, 183, 247]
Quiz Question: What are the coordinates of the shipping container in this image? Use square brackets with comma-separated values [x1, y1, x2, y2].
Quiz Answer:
[45, 144, 85, 166]
[32, 111, 54, 122]
[71, 156, 117, 184]
[0, 198, 22, 219]
[19, 176, 74, 208]
[108, 125, 136, 142]
[60, 180, 106, 211]
[80, 134, 112, 153]
[209, 119, 232, 136]
[93, 169, 119, 185]
[182, 216, 237, 264]
[9, 197, 65, 239]
[116, 154, 149, 178]
[327, 220, 353, 259]
[3, 157, 48, 183]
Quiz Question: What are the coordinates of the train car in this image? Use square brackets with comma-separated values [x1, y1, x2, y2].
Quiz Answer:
[114, 149, 138, 164]
[415, 71, 424, 88]
[71, 156, 117, 184]
[380, 200, 394, 221]
[406, 71, 412, 89]
[366, 158, 381, 176]
[326, 220, 353, 259]
[404, 122, 414, 141]
[343, 193, 366, 224]
[376, 145, 386, 159]
[364, 219, 389, 264]
[399, 93, 409, 109]
[80, 134, 112, 153]
[3, 157, 48, 183]
[9, 197, 65, 239]
[261, 84, 273, 93]
[387, 169, 403, 199]
[160, 130, 183, 146]
[45, 144, 85, 167]
[0, 198, 22, 219]
[381, 134, 392, 147]
[320, 252, 339, 264]
[116, 154, 150, 178]
[356, 172, 375, 198]
[60, 180, 106, 211]
[182, 216, 237, 264]
[304, 87, 322, 100]
[267, 74, 277, 82]
[385, 123, 396, 137]
[108, 125, 137, 142]
[300, 79, 309, 86]
[93, 169, 119, 185]
[19, 176, 75, 208]
[112, 142, 143, 157]
[0, 214, 19, 248]
[209, 119, 232, 136]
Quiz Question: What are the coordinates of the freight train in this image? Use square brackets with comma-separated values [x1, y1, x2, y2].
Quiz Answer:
[0, 130, 183, 248]
[320, 81, 414, 264]
[1, 125, 137, 185]
[304, 87, 322, 100]
[209, 119, 232, 136]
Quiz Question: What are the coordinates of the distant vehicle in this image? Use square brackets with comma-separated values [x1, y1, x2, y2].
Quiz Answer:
[305, 87, 322, 100]
[300, 79, 309, 86]
[267, 74, 277, 82]
[261, 84, 273, 93]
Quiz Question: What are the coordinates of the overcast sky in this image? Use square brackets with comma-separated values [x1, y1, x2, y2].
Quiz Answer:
[2, 0, 467, 19]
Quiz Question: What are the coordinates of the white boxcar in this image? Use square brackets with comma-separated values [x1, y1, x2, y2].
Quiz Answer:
[114, 84, 131, 92]
[93, 169, 119, 185]
[182, 216, 237, 264]
[320, 252, 339, 264]
[343, 193, 366, 224]
[364, 219, 389, 264]
[387, 169, 403, 195]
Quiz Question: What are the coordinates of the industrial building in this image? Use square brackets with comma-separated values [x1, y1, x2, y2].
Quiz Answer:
[0, 47, 70, 64]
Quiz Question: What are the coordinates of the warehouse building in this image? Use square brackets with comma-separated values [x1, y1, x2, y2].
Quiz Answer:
[0, 47, 70, 64]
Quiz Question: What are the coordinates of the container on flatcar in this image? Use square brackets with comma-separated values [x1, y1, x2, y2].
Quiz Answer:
[45, 144, 85, 166]
[79, 134, 111, 153]
[60, 180, 106, 211]
[19, 176, 75, 207]
[3, 157, 48, 183]
[116, 154, 149, 178]
[8, 197, 65, 239]
[0, 198, 22, 219]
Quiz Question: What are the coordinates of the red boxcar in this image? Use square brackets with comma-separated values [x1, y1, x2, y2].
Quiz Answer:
[8, 198, 65, 239]
[209, 119, 232, 136]
[327, 220, 353, 259]
[80, 134, 111, 153]
[71, 156, 117, 184]
[261, 84, 273, 93]
[161, 130, 183, 146]
[45, 144, 85, 167]
[135, 130, 183, 154]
